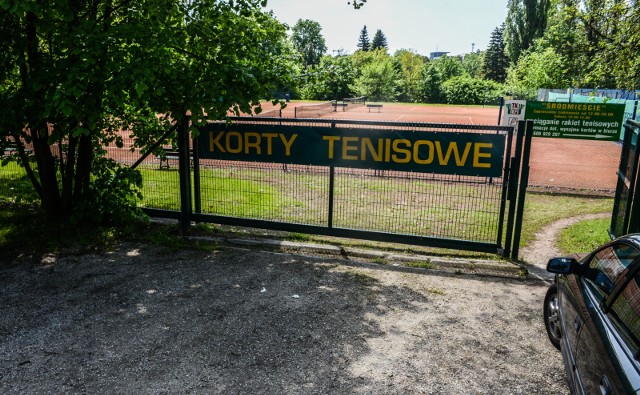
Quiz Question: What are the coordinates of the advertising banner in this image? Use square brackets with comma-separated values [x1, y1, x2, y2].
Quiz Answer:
[198, 124, 506, 177]
[524, 101, 626, 140]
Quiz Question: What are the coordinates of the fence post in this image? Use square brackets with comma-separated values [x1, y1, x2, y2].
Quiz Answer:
[192, 131, 201, 217]
[328, 121, 336, 228]
[178, 114, 192, 229]
[503, 120, 525, 258]
[511, 120, 533, 260]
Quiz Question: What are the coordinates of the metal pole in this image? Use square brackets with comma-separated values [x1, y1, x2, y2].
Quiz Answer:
[192, 132, 201, 216]
[178, 114, 192, 229]
[511, 120, 533, 260]
[504, 120, 525, 258]
[328, 121, 336, 228]
[497, 97, 504, 125]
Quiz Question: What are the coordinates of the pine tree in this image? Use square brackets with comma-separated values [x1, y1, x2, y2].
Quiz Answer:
[483, 24, 509, 83]
[357, 25, 370, 51]
[371, 29, 388, 52]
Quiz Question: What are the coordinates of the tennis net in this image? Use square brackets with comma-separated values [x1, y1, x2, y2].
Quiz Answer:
[343, 96, 366, 110]
[294, 102, 334, 118]
[255, 108, 282, 118]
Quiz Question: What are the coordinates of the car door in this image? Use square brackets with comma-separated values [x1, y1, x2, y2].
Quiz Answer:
[605, 271, 640, 393]
[573, 242, 640, 394]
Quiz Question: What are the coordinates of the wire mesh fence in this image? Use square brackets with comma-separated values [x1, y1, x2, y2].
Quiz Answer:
[0, 116, 515, 251]
[188, 117, 511, 245]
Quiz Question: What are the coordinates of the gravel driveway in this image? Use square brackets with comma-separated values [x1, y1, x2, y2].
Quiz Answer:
[0, 243, 566, 394]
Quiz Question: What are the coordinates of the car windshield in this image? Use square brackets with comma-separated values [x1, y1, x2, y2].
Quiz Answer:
[584, 243, 640, 302]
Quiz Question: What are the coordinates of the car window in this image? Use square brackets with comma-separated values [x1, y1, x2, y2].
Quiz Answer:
[608, 273, 640, 357]
[584, 243, 640, 302]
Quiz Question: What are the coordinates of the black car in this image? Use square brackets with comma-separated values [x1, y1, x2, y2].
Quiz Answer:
[544, 235, 640, 394]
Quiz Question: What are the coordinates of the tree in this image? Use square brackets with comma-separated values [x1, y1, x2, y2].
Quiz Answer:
[418, 62, 444, 103]
[504, 0, 552, 63]
[483, 24, 510, 83]
[442, 76, 504, 105]
[349, 0, 367, 8]
[461, 51, 484, 79]
[0, 0, 295, 222]
[357, 25, 371, 51]
[297, 55, 356, 100]
[505, 47, 569, 99]
[291, 19, 327, 67]
[371, 29, 388, 52]
[417, 55, 466, 103]
[394, 49, 426, 102]
[351, 57, 399, 101]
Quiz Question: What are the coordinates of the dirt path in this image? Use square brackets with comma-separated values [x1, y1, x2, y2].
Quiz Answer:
[520, 213, 610, 282]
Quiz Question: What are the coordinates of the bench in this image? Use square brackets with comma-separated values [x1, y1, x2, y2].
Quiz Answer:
[2, 140, 32, 158]
[157, 147, 193, 169]
[366, 104, 383, 113]
[332, 102, 348, 112]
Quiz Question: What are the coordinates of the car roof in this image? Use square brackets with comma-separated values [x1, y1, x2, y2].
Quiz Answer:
[617, 234, 640, 249]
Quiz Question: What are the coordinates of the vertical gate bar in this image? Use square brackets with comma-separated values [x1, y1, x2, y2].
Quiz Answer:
[497, 97, 504, 125]
[178, 114, 192, 229]
[192, 133, 201, 216]
[328, 121, 337, 228]
[328, 166, 335, 228]
[611, 122, 636, 238]
[496, 125, 515, 255]
[622, 124, 640, 235]
[511, 120, 533, 260]
[504, 120, 525, 258]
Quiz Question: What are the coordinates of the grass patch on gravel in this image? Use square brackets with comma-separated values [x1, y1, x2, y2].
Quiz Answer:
[557, 217, 611, 254]
[520, 193, 612, 248]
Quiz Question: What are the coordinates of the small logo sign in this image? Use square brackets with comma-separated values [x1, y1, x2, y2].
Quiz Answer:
[502, 100, 527, 126]
[506, 102, 524, 115]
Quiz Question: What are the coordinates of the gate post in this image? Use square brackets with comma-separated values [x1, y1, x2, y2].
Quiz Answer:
[611, 120, 640, 237]
[178, 114, 192, 229]
[511, 120, 533, 259]
[504, 121, 525, 258]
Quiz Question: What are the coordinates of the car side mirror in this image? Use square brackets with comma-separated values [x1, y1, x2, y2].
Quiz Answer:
[546, 257, 578, 274]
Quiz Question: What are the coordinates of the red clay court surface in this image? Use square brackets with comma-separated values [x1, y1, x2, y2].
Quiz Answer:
[260, 101, 621, 193]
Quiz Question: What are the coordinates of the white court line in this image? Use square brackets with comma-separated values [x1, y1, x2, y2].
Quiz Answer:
[397, 115, 405, 121]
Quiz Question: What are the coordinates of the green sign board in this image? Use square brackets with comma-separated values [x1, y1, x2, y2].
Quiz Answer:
[198, 124, 505, 177]
[524, 101, 626, 140]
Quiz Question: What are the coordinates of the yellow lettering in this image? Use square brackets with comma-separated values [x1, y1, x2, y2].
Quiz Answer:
[262, 133, 278, 155]
[280, 134, 297, 156]
[392, 139, 411, 163]
[435, 142, 472, 166]
[323, 136, 340, 159]
[385, 139, 391, 162]
[413, 140, 434, 165]
[244, 132, 261, 155]
[226, 132, 242, 154]
[342, 137, 359, 160]
[210, 131, 226, 153]
[473, 143, 493, 168]
[361, 138, 383, 161]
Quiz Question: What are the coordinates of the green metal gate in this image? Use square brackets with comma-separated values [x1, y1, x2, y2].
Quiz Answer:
[143, 118, 533, 258]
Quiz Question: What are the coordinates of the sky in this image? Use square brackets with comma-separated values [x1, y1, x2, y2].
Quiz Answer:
[264, 0, 508, 57]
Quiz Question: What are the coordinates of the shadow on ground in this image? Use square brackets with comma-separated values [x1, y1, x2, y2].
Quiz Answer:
[0, 244, 566, 394]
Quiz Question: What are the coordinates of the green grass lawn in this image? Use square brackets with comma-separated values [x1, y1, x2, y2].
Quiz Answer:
[0, 161, 615, 259]
[558, 217, 611, 254]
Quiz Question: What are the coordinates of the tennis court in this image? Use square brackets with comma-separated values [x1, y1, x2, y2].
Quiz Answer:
[259, 101, 620, 193]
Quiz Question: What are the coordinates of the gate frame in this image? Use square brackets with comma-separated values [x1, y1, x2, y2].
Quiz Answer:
[611, 119, 640, 238]
[143, 118, 532, 258]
